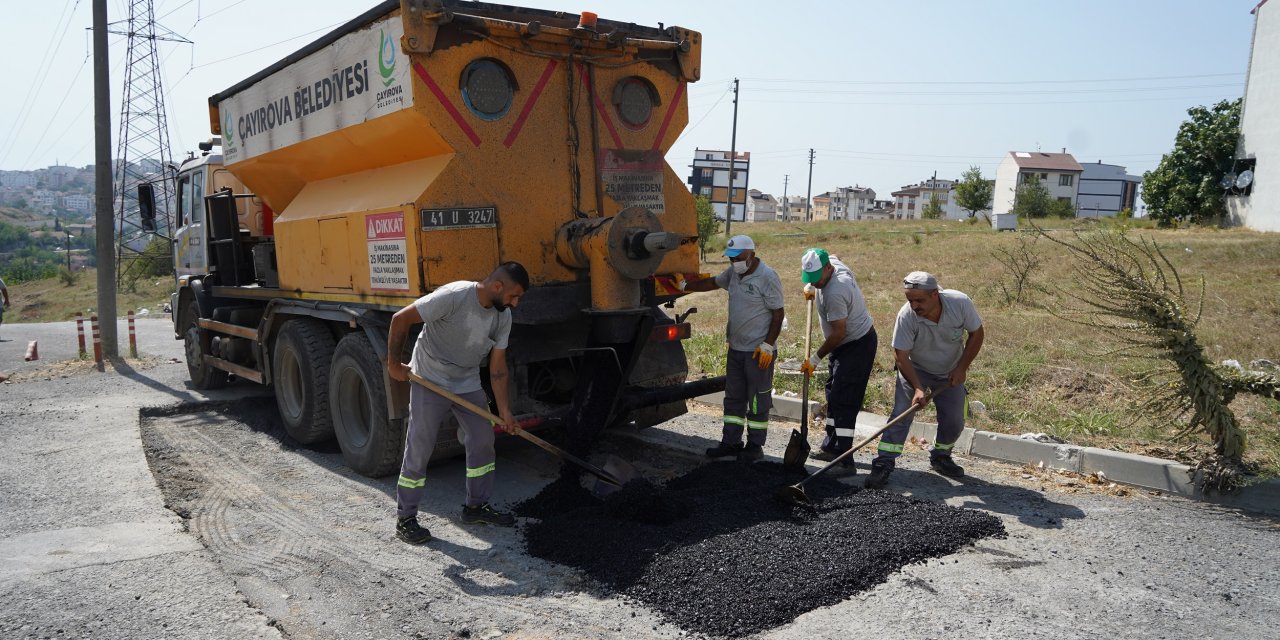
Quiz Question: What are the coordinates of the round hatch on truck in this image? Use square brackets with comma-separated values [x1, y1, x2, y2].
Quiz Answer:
[613, 76, 659, 129]
[461, 58, 516, 120]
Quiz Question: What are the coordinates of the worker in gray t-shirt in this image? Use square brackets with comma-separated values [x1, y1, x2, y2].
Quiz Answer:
[865, 271, 985, 490]
[799, 248, 878, 466]
[386, 262, 530, 544]
[682, 234, 785, 462]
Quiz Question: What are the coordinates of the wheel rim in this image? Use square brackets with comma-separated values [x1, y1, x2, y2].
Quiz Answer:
[183, 326, 203, 375]
[334, 361, 372, 449]
[278, 344, 304, 421]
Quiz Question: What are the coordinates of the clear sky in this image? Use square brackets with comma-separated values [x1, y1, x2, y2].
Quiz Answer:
[0, 0, 1259, 207]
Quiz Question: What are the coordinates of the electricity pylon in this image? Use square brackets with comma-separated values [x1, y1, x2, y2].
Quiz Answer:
[109, 0, 189, 289]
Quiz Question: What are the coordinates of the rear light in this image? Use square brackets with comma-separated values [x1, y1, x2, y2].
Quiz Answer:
[652, 323, 691, 342]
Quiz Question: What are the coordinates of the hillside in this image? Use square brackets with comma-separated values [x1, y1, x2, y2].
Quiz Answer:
[4, 268, 173, 323]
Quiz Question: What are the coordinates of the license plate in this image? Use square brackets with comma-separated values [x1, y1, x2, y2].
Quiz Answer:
[419, 207, 497, 230]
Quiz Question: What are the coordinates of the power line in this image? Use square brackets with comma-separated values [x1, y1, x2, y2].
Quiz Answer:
[738, 72, 1246, 86]
[677, 83, 732, 142]
[740, 82, 1242, 97]
[0, 0, 84, 167]
[743, 93, 1238, 107]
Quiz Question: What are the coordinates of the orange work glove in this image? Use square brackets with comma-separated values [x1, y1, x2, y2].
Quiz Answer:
[799, 353, 820, 377]
[752, 343, 775, 369]
[803, 283, 816, 300]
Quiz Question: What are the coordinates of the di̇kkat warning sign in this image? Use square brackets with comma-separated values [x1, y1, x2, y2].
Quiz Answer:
[600, 148, 665, 214]
[366, 211, 409, 291]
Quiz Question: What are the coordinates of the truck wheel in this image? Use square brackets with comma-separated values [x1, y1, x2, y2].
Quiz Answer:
[183, 302, 230, 390]
[329, 332, 405, 477]
[273, 319, 337, 444]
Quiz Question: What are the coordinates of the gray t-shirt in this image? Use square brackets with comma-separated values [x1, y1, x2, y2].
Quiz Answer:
[713, 261, 785, 352]
[891, 289, 983, 376]
[410, 280, 512, 394]
[816, 257, 874, 348]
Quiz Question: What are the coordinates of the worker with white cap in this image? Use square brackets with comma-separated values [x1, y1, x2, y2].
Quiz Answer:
[864, 271, 985, 489]
[681, 234, 785, 462]
[799, 248, 878, 468]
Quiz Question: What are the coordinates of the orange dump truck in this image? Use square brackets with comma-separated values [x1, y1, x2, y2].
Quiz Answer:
[160, 0, 722, 476]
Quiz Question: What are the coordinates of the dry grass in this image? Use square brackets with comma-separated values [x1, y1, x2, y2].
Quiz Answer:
[6, 268, 173, 323]
[675, 218, 1280, 476]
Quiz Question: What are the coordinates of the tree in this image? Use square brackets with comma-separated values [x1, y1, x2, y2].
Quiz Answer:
[1049, 198, 1076, 219]
[1011, 175, 1053, 219]
[694, 195, 720, 261]
[1142, 98, 1242, 226]
[954, 166, 993, 219]
[921, 198, 945, 219]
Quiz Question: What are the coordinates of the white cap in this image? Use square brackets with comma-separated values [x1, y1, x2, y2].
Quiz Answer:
[723, 235, 755, 257]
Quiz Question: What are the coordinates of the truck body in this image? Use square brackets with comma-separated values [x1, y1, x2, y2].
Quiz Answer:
[166, 0, 721, 476]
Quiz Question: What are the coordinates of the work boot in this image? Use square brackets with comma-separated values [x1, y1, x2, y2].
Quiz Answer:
[737, 443, 764, 462]
[461, 503, 516, 527]
[864, 465, 893, 490]
[705, 442, 744, 459]
[810, 448, 855, 470]
[396, 516, 433, 545]
[930, 455, 965, 478]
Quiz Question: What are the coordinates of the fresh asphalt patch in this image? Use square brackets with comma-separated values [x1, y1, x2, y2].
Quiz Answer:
[517, 461, 1007, 637]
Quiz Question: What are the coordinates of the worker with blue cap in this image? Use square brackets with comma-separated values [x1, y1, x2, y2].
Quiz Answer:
[682, 234, 786, 462]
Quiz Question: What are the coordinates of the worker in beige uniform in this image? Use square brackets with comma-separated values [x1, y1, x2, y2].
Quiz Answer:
[386, 262, 529, 545]
[865, 271, 985, 490]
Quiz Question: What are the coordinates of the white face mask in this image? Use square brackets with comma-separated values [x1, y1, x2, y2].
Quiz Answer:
[732, 259, 750, 275]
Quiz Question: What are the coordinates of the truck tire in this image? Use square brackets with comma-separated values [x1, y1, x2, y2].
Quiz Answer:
[183, 302, 231, 390]
[273, 319, 337, 444]
[329, 332, 405, 477]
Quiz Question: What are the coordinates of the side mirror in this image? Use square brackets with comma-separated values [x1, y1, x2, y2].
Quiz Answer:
[138, 182, 156, 232]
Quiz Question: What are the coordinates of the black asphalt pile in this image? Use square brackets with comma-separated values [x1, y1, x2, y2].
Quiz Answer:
[518, 461, 1005, 638]
[604, 478, 691, 525]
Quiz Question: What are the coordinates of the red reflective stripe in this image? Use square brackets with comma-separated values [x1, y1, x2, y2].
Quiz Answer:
[504, 59, 558, 148]
[577, 63, 623, 148]
[651, 81, 686, 150]
[412, 61, 482, 147]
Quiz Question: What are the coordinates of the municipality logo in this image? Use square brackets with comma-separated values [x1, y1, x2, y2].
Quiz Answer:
[378, 28, 396, 87]
[222, 110, 236, 147]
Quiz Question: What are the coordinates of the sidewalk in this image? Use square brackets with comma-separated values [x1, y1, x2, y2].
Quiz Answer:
[694, 390, 1280, 517]
[0, 320, 280, 639]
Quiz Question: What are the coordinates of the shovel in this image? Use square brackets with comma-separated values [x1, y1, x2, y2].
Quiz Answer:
[782, 296, 816, 468]
[776, 387, 936, 506]
[407, 372, 635, 493]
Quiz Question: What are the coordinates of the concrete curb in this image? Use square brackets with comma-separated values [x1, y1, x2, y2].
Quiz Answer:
[693, 392, 1280, 517]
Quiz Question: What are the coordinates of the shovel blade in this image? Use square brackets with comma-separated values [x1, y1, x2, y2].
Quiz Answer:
[774, 483, 811, 506]
[782, 428, 811, 468]
[587, 454, 640, 497]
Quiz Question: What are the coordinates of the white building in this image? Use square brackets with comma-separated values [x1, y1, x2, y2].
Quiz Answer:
[993, 151, 1084, 214]
[62, 194, 94, 213]
[891, 185, 920, 219]
[0, 171, 37, 188]
[31, 189, 59, 209]
[745, 189, 777, 222]
[1076, 162, 1141, 217]
[1227, 1, 1279, 231]
[687, 149, 750, 221]
[827, 185, 876, 220]
[778, 195, 806, 221]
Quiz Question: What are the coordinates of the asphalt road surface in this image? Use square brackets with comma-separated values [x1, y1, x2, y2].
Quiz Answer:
[2, 318, 1277, 639]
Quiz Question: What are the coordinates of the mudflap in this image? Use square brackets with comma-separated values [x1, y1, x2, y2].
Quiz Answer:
[623, 330, 690, 429]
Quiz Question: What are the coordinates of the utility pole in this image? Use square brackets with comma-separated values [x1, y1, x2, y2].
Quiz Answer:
[805, 148, 815, 223]
[93, 0, 118, 357]
[724, 78, 739, 236]
[782, 174, 789, 222]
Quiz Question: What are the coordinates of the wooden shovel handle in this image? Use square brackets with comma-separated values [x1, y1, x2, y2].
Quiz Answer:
[406, 372, 624, 486]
